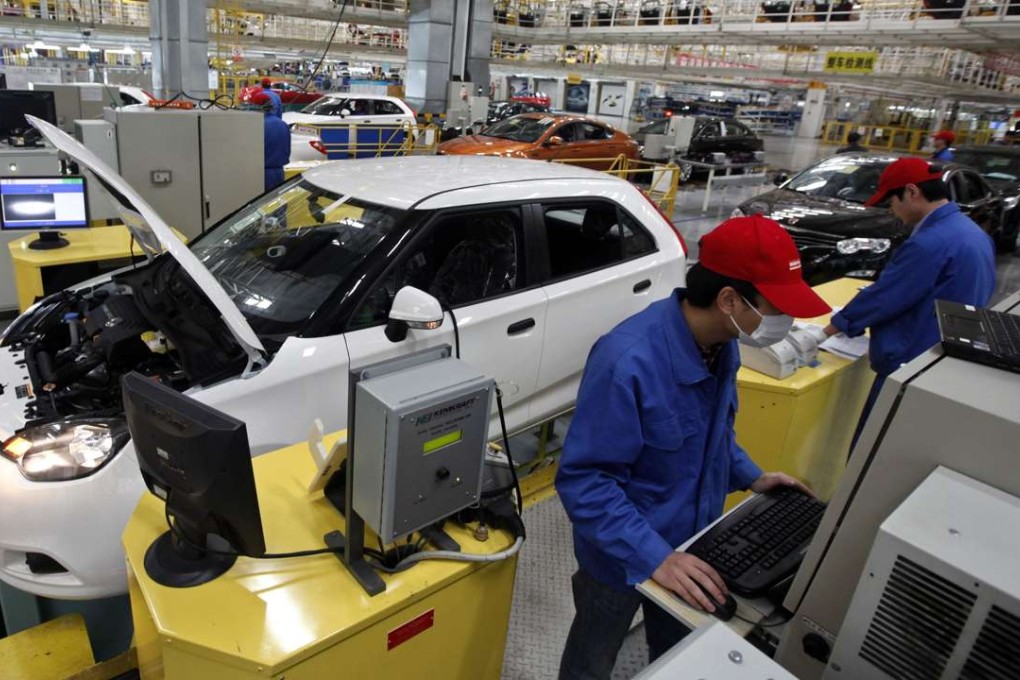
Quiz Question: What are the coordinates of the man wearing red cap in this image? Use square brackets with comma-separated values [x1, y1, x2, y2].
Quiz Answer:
[556, 216, 829, 680]
[931, 130, 955, 162]
[822, 156, 995, 448]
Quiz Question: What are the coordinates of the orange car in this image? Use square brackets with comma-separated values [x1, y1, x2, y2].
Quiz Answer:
[437, 113, 638, 170]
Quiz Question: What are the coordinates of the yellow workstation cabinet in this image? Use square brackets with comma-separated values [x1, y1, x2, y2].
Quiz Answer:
[123, 434, 519, 680]
[8, 225, 187, 313]
[730, 277, 874, 508]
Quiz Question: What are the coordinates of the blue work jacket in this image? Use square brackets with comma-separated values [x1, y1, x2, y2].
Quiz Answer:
[556, 290, 764, 589]
[263, 106, 291, 191]
[832, 202, 995, 376]
[932, 147, 954, 162]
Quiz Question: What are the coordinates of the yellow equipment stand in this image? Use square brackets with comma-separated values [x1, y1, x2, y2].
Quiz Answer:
[729, 277, 874, 508]
[123, 433, 519, 680]
[8, 225, 187, 313]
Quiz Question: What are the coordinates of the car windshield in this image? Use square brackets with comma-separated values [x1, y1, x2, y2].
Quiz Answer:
[786, 156, 895, 204]
[190, 179, 404, 338]
[483, 116, 557, 142]
[300, 97, 356, 115]
[953, 151, 1020, 182]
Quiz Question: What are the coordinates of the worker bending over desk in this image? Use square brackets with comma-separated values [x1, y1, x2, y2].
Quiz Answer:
[555, 216, 830, 680]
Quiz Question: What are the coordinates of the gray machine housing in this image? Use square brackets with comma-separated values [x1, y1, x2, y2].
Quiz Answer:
[352, 356, 494, 544]
[825, 467, 1020, 680]
[101, 108, 264, 240]
[775, 290, 1020, 678]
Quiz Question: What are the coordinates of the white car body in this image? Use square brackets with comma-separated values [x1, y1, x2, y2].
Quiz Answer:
[0, 117, 685, 600]
[283, 94, 416, 162]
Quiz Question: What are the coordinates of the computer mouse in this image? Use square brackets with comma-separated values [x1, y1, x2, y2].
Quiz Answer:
[692, 581, 737, 622]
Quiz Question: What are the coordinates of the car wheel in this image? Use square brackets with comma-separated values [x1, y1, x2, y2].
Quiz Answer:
[679, 161, 693, 183]
[994, 215, 1020, 255]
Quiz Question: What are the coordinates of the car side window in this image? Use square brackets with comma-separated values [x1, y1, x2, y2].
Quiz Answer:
[725, 121, 751, 137]
[581, 123, 612, 140]
[348, 208, 523, 330]
[375, 100, 403, 115]
[541, 203, 657, 279]
[954, 171, 986, 204]
[698, 121, 721, 138]
[554, 123, 581, 142]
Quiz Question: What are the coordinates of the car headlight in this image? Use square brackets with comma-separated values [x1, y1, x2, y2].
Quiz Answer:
[1, 419, 129, 481]
[836, 238, 891, 255]
[737, 201, 770, 217]
[1004, 195, 1019, 211]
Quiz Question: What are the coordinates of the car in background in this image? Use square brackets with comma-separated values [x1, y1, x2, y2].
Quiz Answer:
[0, 115, 685, 600]
[437, 113, 638, 171]
[284, 94, 417, 161]
[736, 153, 1009, 284]
[953, 144, 1020, 252]
[488, 100, 551, 125]
[635, 117, 764, 181]
[261, 81, 323, 107]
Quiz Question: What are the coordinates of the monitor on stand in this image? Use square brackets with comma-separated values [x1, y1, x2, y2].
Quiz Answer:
[0, 90, 56, 145]
[0, 176, 90, 249]
[121, 372, 266, 588]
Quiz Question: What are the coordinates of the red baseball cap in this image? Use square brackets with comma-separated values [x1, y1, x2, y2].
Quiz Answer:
[932, 130, 955, 144]
[864, 157, 943, 207]
[698, 215, 831, 318]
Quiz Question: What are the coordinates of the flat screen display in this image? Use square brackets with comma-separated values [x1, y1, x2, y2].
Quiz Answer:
[0, 177, 90, 230]
[0, 90, 56, 137]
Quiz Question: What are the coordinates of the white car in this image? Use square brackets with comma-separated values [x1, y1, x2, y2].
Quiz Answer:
[0, 116, 685, 600]
[284, 94, 417, 162]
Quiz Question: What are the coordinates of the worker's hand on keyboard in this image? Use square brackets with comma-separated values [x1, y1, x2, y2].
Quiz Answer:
[751, 472, 814, 497]
[652, 552, 727, 613]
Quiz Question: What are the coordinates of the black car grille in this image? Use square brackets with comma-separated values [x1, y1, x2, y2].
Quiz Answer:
[784, 227, 841, 249]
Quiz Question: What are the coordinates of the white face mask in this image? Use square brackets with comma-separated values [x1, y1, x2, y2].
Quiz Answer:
[731, 296, 794, 348]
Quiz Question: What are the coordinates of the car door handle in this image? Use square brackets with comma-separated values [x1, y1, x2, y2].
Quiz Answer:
[507, 318, 535, 335]
[633, 279, 652, 293]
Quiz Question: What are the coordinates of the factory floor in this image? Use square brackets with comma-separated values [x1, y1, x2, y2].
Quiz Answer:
[499, 134, 1020, 680]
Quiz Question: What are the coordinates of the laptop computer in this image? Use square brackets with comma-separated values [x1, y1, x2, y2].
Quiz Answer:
[935, 299, 1020, 374]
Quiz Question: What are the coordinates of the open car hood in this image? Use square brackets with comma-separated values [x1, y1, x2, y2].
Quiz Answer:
[26, 115, 267, 363]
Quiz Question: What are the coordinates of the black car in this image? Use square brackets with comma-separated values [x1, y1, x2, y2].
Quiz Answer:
[636, 117, 764, 180]
[953, 145, 1020, 252]
[737, 153, 1009, 284]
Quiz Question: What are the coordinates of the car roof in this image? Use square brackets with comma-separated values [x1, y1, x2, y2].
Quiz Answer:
[320, 93, 400, 102]
[515, 112, 610, 125]
[955, 144, 1020, 156]
[300, 156, 618, 210]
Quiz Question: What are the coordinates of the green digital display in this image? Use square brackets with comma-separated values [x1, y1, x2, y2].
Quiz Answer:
[423, 430, 462, 455]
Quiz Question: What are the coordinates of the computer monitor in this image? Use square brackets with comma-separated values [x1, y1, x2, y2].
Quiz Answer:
[0, 89, 56, 140]
[0, 176, 90, 250]
[121, 372, 266, 588]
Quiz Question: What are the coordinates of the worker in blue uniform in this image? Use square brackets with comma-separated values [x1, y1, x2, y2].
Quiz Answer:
[931, 130, 955, 162]
[242, 89, 291, 191]
[556, 216, 830, 680]
[823, 156, 996, 449]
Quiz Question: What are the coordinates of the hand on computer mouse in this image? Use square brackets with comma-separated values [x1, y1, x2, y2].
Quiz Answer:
[692, 581, 737, 622]
[652, 552, 728, 613]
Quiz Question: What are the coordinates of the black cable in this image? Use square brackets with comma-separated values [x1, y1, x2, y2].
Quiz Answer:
[155, 91, 234, 111]
[443, 303, 461, 359]
[495, 387, 524, 516]
[299, 0, 349, 93]
[733, 611, 789, 628]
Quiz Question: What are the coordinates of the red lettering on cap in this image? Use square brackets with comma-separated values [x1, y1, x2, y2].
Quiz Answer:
[387, 609, 435, 650]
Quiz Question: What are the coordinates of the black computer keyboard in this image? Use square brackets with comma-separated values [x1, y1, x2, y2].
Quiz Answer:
[686, 487, 826, 598]
[986, 311, 1020, 356]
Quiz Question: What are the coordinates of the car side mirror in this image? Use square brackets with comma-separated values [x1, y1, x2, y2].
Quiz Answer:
[545, 136, 565, 146]
[773, 171, 791, 186]
[385, 286, 444, 342]
[339, 108, 351, 118]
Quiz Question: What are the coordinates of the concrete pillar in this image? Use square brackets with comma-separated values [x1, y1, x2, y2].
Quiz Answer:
[148, 0, 209, 100]
[797, 84, 827, 138]
[406, 0, 492, 115]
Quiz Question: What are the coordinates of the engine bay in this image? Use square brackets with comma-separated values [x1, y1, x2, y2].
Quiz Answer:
[1, 256, 249, 426]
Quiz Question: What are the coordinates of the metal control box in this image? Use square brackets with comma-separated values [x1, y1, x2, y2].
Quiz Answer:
[351, 357, 494, 543]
